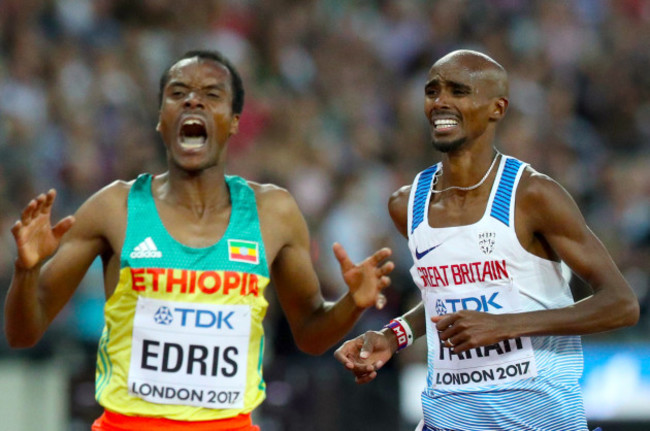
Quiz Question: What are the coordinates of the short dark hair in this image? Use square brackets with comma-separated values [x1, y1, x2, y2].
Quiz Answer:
[158, 50, 245, 114]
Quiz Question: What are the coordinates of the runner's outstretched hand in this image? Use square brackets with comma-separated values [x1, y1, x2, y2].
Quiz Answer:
[11, 189, 75, 270]
[332, 242, 393, 310]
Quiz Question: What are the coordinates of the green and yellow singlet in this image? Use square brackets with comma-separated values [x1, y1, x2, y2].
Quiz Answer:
[95, 174, 269, 421]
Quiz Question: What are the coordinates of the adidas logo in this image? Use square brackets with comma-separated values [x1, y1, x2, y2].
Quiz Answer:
[130, 237, 162, 259]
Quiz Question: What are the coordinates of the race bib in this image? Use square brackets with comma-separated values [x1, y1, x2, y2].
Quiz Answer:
[424, 283, 538, 388]
[128, 297, 251, 408]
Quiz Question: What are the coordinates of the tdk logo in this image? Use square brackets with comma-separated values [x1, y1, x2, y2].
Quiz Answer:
[172, 308, 235, 329]
[435, 299, 448, 316]
[154, 306, 174, 325]
[442, 292, 503, 313]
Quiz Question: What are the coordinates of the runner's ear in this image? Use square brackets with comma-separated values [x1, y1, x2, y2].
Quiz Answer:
[490, 97, 508, 121]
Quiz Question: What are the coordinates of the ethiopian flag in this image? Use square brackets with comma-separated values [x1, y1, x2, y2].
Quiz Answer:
[228, 239, 259, 264]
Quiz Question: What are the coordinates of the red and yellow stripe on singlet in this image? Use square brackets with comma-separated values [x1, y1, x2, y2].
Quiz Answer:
[92, 410, 260, 430]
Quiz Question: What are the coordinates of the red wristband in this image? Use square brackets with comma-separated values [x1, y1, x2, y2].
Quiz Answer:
[384, 317, 413, 351]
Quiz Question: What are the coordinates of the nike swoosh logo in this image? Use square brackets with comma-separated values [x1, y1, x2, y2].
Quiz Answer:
[415, 243, 443, 259]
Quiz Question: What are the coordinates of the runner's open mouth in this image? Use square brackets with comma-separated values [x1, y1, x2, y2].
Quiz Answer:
[180, 119, 207, 149]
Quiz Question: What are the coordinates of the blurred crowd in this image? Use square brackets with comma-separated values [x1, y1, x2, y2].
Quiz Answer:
[0, 0, 649, 430]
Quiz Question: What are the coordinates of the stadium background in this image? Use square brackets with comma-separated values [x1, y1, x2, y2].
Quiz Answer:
[0, 0, 648, 430]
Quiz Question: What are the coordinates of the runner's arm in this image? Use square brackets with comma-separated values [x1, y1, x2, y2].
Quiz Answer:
[334, 186, 426, 380]
[506, 172, 639, 335]
[4, 186, 120, 347]
[267, 188, 393, 355]
[435, 173, 639, 351]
